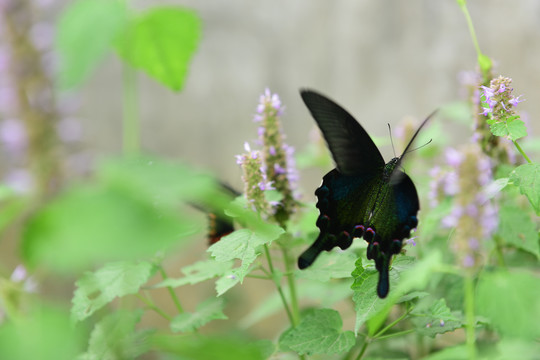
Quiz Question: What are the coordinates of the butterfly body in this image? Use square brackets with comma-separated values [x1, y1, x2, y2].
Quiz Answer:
[297, 89, 432, 298]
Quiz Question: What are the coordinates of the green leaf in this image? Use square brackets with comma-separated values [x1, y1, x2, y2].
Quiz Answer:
[79, 310, 150, 360]
[22, 184, 195, 272]
[411, 298, 462, 337]
[0, 305, 85, 360]
[0, 191, 28, 233]
[489, 117, 527, 141]
[476, 270, 540, 340]
[240, 281, 352, 329]
[351, 256, 419, 334]
[152, 334, 272, 360]
[171, 297, 227, 333]
[509, 163, 540, 214]
[56, 0, 126, 89]
[422, 345, 468, 360]
[352, 253, 441, 335]
[215, 269, 243, 297]
[208, 227, 284, 283]
[351, 266, 388, 334]
[494, 339, 540, 360]
[115, 7, 201, 91]
[279, 309, 355, 355]
[72, 261, 154, 322]
[295, 250, 357, 281]
[155, 259, 233, 288]
[97, 156, 227, 210]
[498, 206, 539, 259]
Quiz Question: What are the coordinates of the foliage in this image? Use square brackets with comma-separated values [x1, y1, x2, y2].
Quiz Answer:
[0, 1, 538, 360]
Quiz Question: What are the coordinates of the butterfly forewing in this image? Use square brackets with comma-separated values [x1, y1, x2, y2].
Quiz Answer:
[300, 90, 385, 175]
[298, 88, 432, 299]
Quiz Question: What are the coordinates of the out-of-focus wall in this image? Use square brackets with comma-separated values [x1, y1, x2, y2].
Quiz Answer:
[80, 0, 540, 193]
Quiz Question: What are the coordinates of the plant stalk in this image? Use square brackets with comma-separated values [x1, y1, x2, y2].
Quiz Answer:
[159, 267, 184, 314]
[122, 62, 140, 155]
[464, 274, 477, 360]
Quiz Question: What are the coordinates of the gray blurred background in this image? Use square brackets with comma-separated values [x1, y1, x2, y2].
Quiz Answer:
[81, 0, 540, 194]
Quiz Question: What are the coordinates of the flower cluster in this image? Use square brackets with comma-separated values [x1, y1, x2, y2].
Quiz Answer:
[235, 143, 272, 216]
[460, 72, 519, 166]
[0, 0, 88, 196]
[429, 145, 498, 270]
[238, 89, 299, 225]
[480, 76, 524, 118]
[0, 265, 38, 323]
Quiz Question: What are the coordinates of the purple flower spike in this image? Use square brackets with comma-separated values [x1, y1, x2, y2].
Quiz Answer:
[480, 85, 494, 99]
[481, 107, 491, 116]
[509, 95, 524, 107]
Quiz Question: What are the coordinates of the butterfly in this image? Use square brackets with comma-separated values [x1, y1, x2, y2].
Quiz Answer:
[191, 183, 239, 246]
[297, 89, 434, 298]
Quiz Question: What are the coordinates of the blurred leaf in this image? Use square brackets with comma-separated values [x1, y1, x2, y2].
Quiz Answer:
[215, 269, 243, 296]
[72, 261, 154, 322]
[484, 178, 510, 199]
[171, 298, 227, 333]
[152, 334, 272, 360]
[79, 310, 151, 360]
[351, 256, 417, 334]
[209, 227, 284, 284]
[0, 304, 85, 360]
[0, 189, 27, 233]
[155, 259, 233, 288]
[509, 163, 540, 214]
[352, 253, 441, 335]
[22, 183, 196, 272]
[422, 345, 468, 360]
[494, 339, 540, 360]
[240, 281, 351, 329]
[115, 7, 201, 91]
[279, 309, 355, 355]
[488, 116, 527, 141]
[417, 198, 452, 242]
[476, 270, 540, 340]
[56, 0, 126, 89]
[498, 205, 539, 259]
[295, 250, 357, 281]
[97, 156, 226, 210]
[411, 298, 462, 337]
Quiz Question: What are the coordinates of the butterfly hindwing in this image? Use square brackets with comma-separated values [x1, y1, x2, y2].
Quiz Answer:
[298, 89, 432, 299]
[300, 90, 385, 175]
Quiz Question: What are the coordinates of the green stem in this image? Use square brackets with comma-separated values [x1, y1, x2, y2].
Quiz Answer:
[492, 234, 507, 268]
[512, 140, 532, 163]
[457, 0, 492, 80]
[159, 267, 184, 314]
[122, 62, 140, 155]
[281, 246, 300, 326]
[264, 244, 294, 325]
[464, 274, 477, 360]
[372, 308, 412, 339]
[137, 293, 172, 321]
[354, 341, 369, 360]
[375, 329, 415, 341]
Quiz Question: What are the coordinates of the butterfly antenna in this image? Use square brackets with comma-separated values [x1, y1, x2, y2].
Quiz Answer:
[388, 123, 397, 157]
[403, 138, 433, 156]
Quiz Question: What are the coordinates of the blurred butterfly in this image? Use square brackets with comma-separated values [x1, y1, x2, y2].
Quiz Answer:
[191, 183, 239, 246]
[298, 89, 435, 298]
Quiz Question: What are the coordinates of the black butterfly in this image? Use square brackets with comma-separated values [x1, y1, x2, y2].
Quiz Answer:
[297, 89, 434, 298]
[191, 183, 239, 246]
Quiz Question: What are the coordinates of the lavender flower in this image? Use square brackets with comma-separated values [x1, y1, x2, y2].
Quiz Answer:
[433, 145, 498, 270]
[479, 76, 524, 118]
[254, 88, 299, 225]
[236, 142, 271, 216]
[463, 73, 519, 166]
